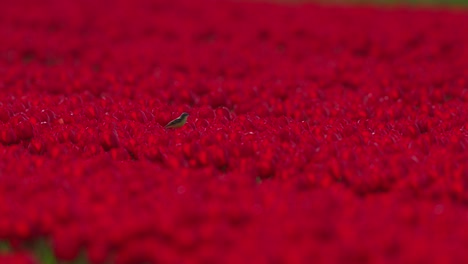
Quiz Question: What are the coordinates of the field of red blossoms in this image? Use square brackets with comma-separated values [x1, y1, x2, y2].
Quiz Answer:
[1, 0, 468, 263]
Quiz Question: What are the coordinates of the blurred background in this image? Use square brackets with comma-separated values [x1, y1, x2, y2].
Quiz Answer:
[264, 0, 468, 6]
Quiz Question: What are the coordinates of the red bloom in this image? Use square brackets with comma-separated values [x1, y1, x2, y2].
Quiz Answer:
[1, 0, 468, 263]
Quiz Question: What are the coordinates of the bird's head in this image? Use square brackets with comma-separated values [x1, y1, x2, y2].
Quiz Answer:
[180, 112, 189, 118]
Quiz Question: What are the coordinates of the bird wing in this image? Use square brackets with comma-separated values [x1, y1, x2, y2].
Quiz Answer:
[165, 118, 180, 127]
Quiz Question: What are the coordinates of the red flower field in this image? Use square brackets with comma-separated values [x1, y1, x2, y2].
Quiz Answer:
[1, 0, 468, 263]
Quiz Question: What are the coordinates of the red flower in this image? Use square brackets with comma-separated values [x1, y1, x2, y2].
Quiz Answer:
[1, 0, 468, 263]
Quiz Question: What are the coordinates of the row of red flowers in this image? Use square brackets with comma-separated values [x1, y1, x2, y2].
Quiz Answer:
[1, 0, 468, 263]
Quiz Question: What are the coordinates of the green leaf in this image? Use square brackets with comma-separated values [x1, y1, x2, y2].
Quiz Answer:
[0, 240, 11, 253]
[32, 238, 57, 264]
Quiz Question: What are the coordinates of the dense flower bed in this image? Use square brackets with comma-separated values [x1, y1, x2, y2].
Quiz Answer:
[1, 0, 468, 263]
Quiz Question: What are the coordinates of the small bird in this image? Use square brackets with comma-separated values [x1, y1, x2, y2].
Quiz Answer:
[165, 112, 189, 129]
